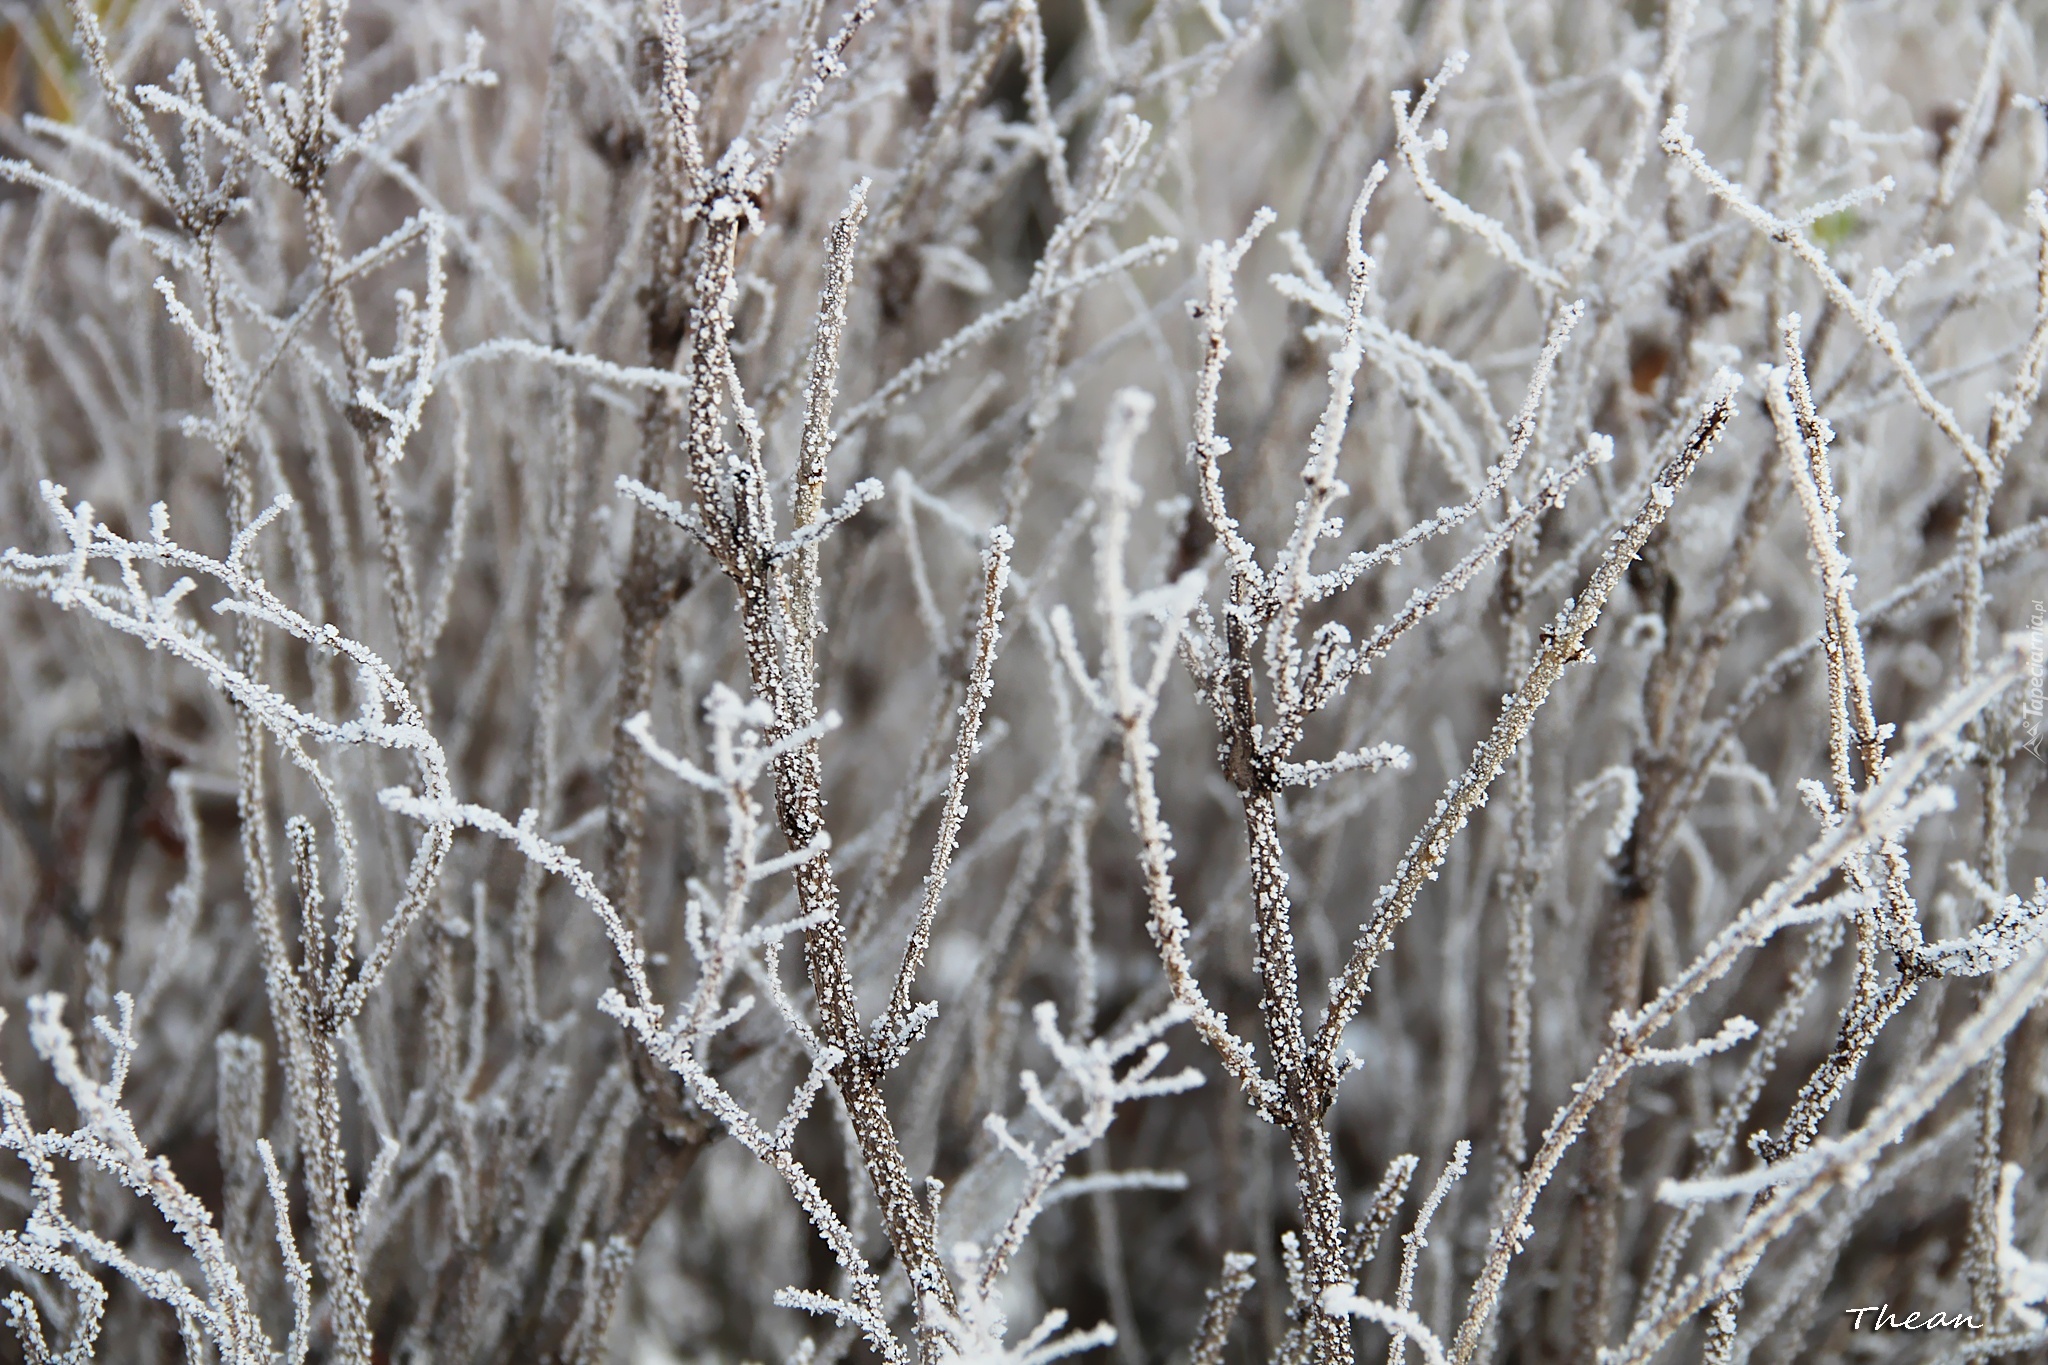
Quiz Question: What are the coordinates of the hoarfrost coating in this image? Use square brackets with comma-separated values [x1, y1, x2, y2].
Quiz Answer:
[0, 1, 2044, 1363]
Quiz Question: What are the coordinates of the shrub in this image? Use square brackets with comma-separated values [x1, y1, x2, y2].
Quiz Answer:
[0, 1, 2045, 1361]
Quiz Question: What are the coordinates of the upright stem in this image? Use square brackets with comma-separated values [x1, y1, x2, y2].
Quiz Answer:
[1244, 790, 1352, 1365]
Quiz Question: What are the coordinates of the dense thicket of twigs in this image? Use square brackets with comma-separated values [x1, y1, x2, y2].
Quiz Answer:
[0, 0, 2046, 1361]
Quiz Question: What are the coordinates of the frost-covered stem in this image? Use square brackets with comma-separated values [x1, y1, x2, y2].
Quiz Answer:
[1108, 672, 1268, 1102]
[360, 445, 427, 691]
[1320, 379, 1738, 1065]
[999, 117, 1150, 529]
[294, 1030, 373, 1364]
[1661, 108, 1993, 482]
[244, 776, 373, 1365]
[1494, 536, 1537, 1188]
[1633, 917, 1844, 1327]
[1392, 53, 1564, 297]
[860, 0, 1027, 258]
[1389, 1143, 1468, 1365]
[214, 454, 375, 1365]
[1089, 391, 1271, 1106]
[1770, 320, 1926, 1171]
[1608, 938, 2048, 1365]
[1243, 790, 1352, 1365]
[1189, 1252, 1257, 1365]
[1969, 1039, 2008, 1329]
[601, 0, 714, 945]
[698, 203, 958, 1355]
[1922, 4, 2014, 235]
[1746, 321, 1925, 1177]
[249, 841, 372, 1365]
[772, 525, 957, 1354]
[597, 215, 748, 1168]
[1452, 652, 2026, 1365]
[883, 528, 1012, 1040]
[1966, 737, 2019, 1331]
[791, 182, 870, 665]
[1776, 318, 1885, 807]
[1954, 227, 2048, 1301]
[301, 123, 427, 691]
[1190, 213, 1274, 584]
[1576, 350, 1835, 1356]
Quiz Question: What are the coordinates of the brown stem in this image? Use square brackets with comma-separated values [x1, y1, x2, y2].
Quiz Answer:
[1242, 792, 1351, 1365]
